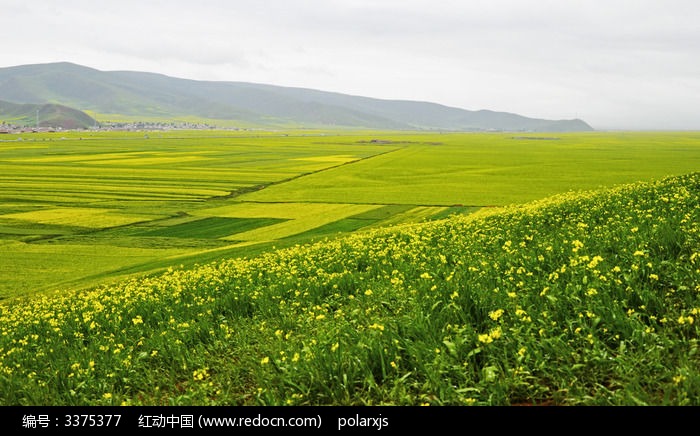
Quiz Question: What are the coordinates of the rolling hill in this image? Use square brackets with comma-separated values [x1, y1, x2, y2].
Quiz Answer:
[0, 62, 593, 131]
[0, 99, 97, 130]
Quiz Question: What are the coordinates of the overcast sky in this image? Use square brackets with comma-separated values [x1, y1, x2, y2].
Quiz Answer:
[2, 0, 699, 130]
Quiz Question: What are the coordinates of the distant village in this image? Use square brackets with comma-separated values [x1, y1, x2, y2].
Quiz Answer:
[0, 120, 237, 134]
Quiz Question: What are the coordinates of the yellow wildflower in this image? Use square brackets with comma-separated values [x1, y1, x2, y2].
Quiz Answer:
[489, 309, 504, 321]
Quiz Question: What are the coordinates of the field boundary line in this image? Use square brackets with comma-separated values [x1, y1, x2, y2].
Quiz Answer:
[209, 146, 406, 201]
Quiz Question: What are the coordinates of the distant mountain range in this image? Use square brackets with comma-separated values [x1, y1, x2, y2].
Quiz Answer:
[0, 62, 593, 131]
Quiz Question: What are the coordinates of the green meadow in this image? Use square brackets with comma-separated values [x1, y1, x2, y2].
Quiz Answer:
[1, 170, 699, 405]
[1, 130, 699, 300]
[240, 131, 700, 205]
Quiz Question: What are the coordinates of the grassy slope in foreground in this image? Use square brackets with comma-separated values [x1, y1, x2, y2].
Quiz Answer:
[1, 173, 699, 405]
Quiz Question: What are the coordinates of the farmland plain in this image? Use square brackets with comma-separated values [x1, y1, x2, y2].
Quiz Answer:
[1, 130, 700, 298]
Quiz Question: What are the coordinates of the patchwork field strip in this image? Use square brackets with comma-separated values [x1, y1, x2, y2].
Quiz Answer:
[1, 130, 699, 297]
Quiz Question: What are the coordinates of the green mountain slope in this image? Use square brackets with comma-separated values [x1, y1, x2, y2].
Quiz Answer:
[0, 62, 594, 131]
[0, 99, 96, 129]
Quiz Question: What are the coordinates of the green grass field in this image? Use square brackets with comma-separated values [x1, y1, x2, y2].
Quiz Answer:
[239, 132, 700, 205]
[0, 131, 394, 296]
[1, 130, 699, 300]
[1, 171, 699, 405]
